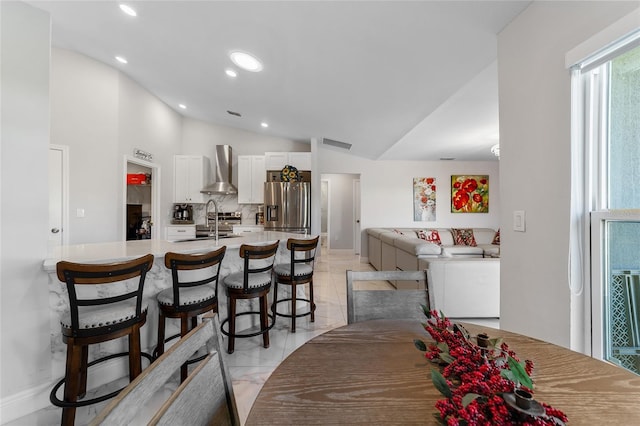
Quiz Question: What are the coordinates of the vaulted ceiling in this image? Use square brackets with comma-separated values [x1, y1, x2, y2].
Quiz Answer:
[28, 1, 531, 161]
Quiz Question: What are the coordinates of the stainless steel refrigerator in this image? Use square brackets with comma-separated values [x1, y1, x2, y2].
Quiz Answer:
[264, 181, 311, 233]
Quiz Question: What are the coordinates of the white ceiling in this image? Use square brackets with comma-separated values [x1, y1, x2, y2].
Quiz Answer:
[28, 1, 531, 161]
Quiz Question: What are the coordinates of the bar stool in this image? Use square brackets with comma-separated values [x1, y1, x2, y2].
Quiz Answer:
[153, 247, 226, 382]
[272, 236, 319, 332]
[50, 254, 154, 426]
[220, 241, 279, 354]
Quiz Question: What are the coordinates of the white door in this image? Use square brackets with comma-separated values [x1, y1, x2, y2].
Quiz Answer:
[48, 145, 68, 251]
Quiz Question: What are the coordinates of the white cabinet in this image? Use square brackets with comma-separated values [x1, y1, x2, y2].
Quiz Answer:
[264, 152, 289, 170]
[166, 225, 195, 241]
[238, 155, 266, 204]
[264, 151, 311, 171]
[174, 155, 208, 203]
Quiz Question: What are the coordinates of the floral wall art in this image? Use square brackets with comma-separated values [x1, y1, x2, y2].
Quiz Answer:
[451, 175, 489, 213]
[413, 177, 437, 221]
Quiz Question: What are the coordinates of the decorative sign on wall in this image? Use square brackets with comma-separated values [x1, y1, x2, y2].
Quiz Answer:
[413, 177, 436, 221]
[134, 148, 153, 162]
[451, 175, 489, 213]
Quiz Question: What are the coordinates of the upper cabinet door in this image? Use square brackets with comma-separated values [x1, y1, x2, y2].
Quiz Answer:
[174, 155, 207, 203]
[264, 152, 289, 170]
[265, 151, 311, 171]
[238, 155, 265, 204]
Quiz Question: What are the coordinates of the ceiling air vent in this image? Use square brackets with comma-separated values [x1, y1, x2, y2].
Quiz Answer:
[227, 110, 241, 117]
[322, 138, 352, 150]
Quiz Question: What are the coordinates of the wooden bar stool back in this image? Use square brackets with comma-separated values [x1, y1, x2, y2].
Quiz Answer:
[51, 254, 154, 426]
[220, 241, 279, 354]
[153, 247, 226, 382]
[272, 236, 319, 332]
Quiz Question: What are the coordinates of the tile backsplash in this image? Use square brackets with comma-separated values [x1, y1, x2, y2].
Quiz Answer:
[190, 196, 260, 225]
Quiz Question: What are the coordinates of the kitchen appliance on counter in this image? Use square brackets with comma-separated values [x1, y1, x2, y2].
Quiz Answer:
[171, 204, 193, 224]
[264, 174, 310, 234]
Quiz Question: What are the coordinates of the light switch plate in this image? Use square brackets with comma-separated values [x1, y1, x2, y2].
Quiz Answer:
[513, 210, 525, 232]
[76, 208, 85, 218]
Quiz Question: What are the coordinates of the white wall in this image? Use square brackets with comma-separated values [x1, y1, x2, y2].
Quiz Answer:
[50, 48, 120, 243]
[50, 48, 184, 243]
[497, 1, 640, 348]
[117, 73, 183, 232]
[0, 0, 52, 411]
[317, 145, 500, 256]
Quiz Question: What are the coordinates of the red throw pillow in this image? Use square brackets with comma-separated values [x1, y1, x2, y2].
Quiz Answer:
[451, 228, 477, 246]
[492, 229, 500, 245]
[416, 229, 442, 245]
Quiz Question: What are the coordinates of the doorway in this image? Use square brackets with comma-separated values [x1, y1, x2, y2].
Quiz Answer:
[123, 156, 160, 240]
[320, 173, 360, 253]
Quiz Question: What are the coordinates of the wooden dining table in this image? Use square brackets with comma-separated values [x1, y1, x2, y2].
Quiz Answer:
[245, 319, 640, 425]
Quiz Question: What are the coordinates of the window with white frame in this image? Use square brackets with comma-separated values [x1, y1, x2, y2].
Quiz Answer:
[572, 31, 640, 376]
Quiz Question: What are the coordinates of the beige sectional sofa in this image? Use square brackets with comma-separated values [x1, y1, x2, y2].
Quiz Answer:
[366, 227, 500, 319]
[368, 227, 499, 271]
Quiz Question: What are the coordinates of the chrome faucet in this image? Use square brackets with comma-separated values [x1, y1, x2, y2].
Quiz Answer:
[205, 198, 219, 240]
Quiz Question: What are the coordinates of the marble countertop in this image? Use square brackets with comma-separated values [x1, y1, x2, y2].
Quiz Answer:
[43, 231, 305, 272]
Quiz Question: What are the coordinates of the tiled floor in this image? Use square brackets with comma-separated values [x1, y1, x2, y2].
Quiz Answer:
[6, 248, 391, 426]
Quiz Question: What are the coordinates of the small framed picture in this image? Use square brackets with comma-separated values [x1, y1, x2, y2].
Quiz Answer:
[413, 177, 436, 221]
[451, 175, 489, 213]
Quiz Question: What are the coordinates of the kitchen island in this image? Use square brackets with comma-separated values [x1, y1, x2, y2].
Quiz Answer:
[43, 231, 311, 388]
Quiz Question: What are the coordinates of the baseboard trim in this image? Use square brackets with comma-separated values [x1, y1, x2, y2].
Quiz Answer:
[0, 382, 52, 424]
[0, 355, 131, 424]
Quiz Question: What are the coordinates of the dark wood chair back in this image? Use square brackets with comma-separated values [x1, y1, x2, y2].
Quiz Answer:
[285, 236, 319, 280]
[56, 254, 154, 337]
[164, 247, 226, 310]
[238, 241, 279, 292]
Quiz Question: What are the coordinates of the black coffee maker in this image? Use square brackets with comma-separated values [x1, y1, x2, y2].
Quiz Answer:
[173, 204, 193, 222]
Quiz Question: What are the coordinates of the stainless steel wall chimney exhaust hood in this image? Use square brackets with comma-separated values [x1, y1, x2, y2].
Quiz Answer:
[201, 145, 238, 195]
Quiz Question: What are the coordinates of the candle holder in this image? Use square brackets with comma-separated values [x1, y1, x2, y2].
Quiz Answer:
[514, 389, 533, 409]
[476, 333, 490, 348]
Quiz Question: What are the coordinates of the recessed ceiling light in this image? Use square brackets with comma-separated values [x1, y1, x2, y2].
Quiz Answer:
[225, 69, 237, 78]
[115, 56, 128, 64]
[119, 4, 137, 17]
[178, 104, 186, 109]
[261, 122, 269, 128]
[230, 51, 263, 72]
